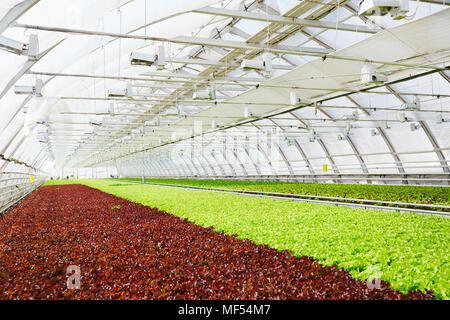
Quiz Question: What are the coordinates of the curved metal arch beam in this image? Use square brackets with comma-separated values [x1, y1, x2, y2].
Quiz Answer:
[251, 122, 278, 175]
[155, 154, 179, 175]
[136, 153, 149, 177]
[419, 121, 449, 174]
[137, 157, 151, 175]
[142, 158, 155, 176]
[345, 96, 406, 176]
[209, 152, 227, 176]
[198, 152, 218, 176]
[166, 156, 185, 176]
[274, 142, 295, 175]
[268, 117, 308, 176]
[303, 103, 369, 177]
[184, 153, 205, 176]
[148, 159, 165, 177]
[274, 11, 378, 179]
[243, 146, 261, 175]
[147, 158, 165, 176]
[0, 134, 27, 171]
[293, 139, 315, 175]
[190, 155, 208, 176]
[183, 156, 200, 176]
[386, 85, 449, 174]
[440, 70, 450, 84]
[317, 138, 340, 174]
[143, 160, 159, 176]
[0, 125, 22, 155]
[230, 149, 248, 176]
[178, 155, 195, 176]
[156, 158, 174, 177]
[343, 134, 371, 184]
[151, 160, 165, 176]
[256, 144, 277, 175]
[222, 131, 248, 176]
[16, 146, 32, 164]
[0, 0, 40, 33]
[30, 149, 43, 168]
[191, 154, 210, 176]
[279, 114, 316, 176]
[161, 155, 185, 176]
[33, 152, 47, 170]
[289, 112, 346, 177]
[145, 158, 164, 176]
[220, 150, 237, 176]
[249, 123, 280, 175]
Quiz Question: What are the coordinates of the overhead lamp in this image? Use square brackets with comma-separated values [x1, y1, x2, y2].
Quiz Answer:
[130, 52, 156, 66]
[344, 122, 352, 135]
[343, 111, 359, 121]
[308, 129, 316, 142]
[192, 86, 216, 100]
[244, 107, 260, 119]
[290, 92, 302, 106]
[156, 46, 166, 71]
[405, 96, 421, 111]
[240, 53, 272, 77]
[14, 79, 43, 96]
[130, 46, 166, 70]
[397, 112, 408, 123]
[0, 34, 38, 59]
[359, 0, 409, 20]
[361, 63, 387, 85]
[240, 60, 264, 72]
[107, 83, 133, 98]
[436, 114, 445, 124]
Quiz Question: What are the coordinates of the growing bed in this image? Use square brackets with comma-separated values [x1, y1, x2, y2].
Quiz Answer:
[39, 179, 450, 299]
[1, 184, 434, 300]
[116, 178, 450, 206]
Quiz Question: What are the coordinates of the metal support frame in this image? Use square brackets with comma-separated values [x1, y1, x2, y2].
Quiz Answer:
[192, 6, 379, 34]
[0, 0, 39, 33]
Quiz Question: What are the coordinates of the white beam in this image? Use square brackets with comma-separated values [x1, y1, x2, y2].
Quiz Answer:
[192, 6, 380, 34]
[172, 35, 331, 56]
[0, 0, 39, 33]
[166, 56, 293, 70]
[14, 23, 332, 56]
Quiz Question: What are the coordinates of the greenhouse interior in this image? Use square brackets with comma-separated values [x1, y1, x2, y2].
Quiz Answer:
[0, 0, 449, 303]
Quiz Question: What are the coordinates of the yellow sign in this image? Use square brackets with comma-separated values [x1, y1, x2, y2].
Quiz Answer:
[29, 176, 34, 183]
[323, 164, 328, 172]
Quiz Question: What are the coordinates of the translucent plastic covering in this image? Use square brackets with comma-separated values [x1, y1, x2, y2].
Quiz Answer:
[0, 0, 449, 184]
